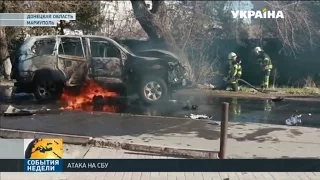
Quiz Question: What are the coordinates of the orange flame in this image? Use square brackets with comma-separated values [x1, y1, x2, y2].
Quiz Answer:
[60, 80, 119, 112]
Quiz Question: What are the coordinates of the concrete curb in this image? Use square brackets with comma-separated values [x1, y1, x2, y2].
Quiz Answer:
[89, 138, 219, 159]
[0, 128, 91, 145]
[0, 128, 219, 159]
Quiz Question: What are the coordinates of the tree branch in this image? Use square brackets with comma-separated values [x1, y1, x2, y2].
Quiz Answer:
[150, 0, 163, 14]
[0, 1, 6, 13]
[130, 0, 163, 41]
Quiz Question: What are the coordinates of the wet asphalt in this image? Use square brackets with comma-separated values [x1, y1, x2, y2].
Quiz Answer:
[1, 92, 320, 128]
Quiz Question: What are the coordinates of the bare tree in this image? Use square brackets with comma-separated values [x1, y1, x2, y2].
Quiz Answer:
[189, 40, 220, 84]
[160, 1, 247, 83]
[29, 1, 104, 35]
[130, 0, 194, 81]
[0, 1, 12, 79]
[96, 1, 247, 83]
[262, 1, 320, 56]
[98, 1, 147, 39]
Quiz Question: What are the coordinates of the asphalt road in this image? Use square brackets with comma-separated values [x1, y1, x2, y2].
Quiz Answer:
[2, 91, 320, 127]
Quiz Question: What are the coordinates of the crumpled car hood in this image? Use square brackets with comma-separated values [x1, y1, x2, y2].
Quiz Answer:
[137, 49, 179, 60]
[133, 55, 159, 61]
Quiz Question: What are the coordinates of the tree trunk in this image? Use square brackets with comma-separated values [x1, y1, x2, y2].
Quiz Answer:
[0, 2, 12, 79]
[130, 0, 194, 81]
[0, 2, 9, 62]
[0, 27, 9, 63]
[59, 20, 65, 35]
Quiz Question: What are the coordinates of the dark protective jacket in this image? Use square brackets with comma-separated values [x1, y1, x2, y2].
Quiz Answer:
[257, 53, 273, 70]
[228, 59, 242, 78]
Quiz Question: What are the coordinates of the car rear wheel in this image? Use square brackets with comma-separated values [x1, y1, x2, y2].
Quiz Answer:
[33, 76, 63, 102]
[138, 76, 168, 104]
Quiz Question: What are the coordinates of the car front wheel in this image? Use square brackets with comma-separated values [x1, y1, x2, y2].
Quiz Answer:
[33, 76, 63, 103]
[138, 76, 168, 104]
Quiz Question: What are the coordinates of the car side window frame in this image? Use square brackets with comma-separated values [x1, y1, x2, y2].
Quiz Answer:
[89, 38, 122, 58]
[30, 37, 56, 56]
[91, 41, 109, 58]
[57, 36, 86, 57]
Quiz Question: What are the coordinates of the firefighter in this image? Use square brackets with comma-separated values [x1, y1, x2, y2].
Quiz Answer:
[253, 47, 273, 89]
[231, 98, 241, 115]
[226, 52, 242, 91]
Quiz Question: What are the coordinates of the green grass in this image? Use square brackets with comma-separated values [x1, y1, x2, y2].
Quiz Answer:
[275, 87, 320, 95]
[240, 86, 320, 95]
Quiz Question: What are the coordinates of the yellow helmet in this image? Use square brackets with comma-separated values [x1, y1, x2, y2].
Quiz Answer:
[228, 52, 237, 60]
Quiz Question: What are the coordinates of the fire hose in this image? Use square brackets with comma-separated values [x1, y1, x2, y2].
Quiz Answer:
[238, 78, 278, 93]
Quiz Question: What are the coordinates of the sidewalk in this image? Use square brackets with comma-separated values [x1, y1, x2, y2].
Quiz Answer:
[1, 111, 320, 158]
[1, 145, 319, 180]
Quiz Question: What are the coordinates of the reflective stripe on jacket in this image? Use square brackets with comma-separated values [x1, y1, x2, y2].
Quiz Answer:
[230, 63, 242, 77]
[259, 54, 273, 70]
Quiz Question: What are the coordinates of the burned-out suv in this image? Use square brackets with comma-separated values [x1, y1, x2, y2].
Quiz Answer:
[14, 35, 188, 104]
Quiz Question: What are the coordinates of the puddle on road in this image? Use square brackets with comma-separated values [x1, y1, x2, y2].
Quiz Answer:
[3, 93, 320, 128]
[120, 97, 320, 128]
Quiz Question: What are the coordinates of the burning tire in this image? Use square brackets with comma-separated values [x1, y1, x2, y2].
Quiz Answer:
[138, 76, 168, 104]
[33, 74, 63, 102]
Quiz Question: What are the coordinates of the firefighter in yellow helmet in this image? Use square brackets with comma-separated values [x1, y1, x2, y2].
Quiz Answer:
[231, 98, 241, 115]
[226, 52, 242, 91]
[253, 47, 273, 89]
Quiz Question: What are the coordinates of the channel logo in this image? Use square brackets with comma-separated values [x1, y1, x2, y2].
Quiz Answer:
[24, 138, 63, 159]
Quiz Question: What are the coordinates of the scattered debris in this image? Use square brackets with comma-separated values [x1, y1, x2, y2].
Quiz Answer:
[168, 100, 177, 103]
[209, 121, 221, 125]
[4, 105, 36, 116]
[285, 114, 302, 126]
[182, 101, 198, 110]
[271, 96, 284, 102]
[3, 105, 50, 116]
[182, 104, 198, 110]
[191, 105, 198, 110]
[209, 84, 215, 89]
[197, 83, 215, 89]
[186, 114, 212, 120]
[182, 105, 190, 110]
[38, 107, 51, 112]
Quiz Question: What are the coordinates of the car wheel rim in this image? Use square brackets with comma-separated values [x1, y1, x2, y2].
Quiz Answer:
[144, 81, 162, 101]
[37, 81, 57, 99]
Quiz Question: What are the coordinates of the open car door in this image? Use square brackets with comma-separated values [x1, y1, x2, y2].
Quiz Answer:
[87, 37, 124, 86]
[57, 36, 89, 86]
